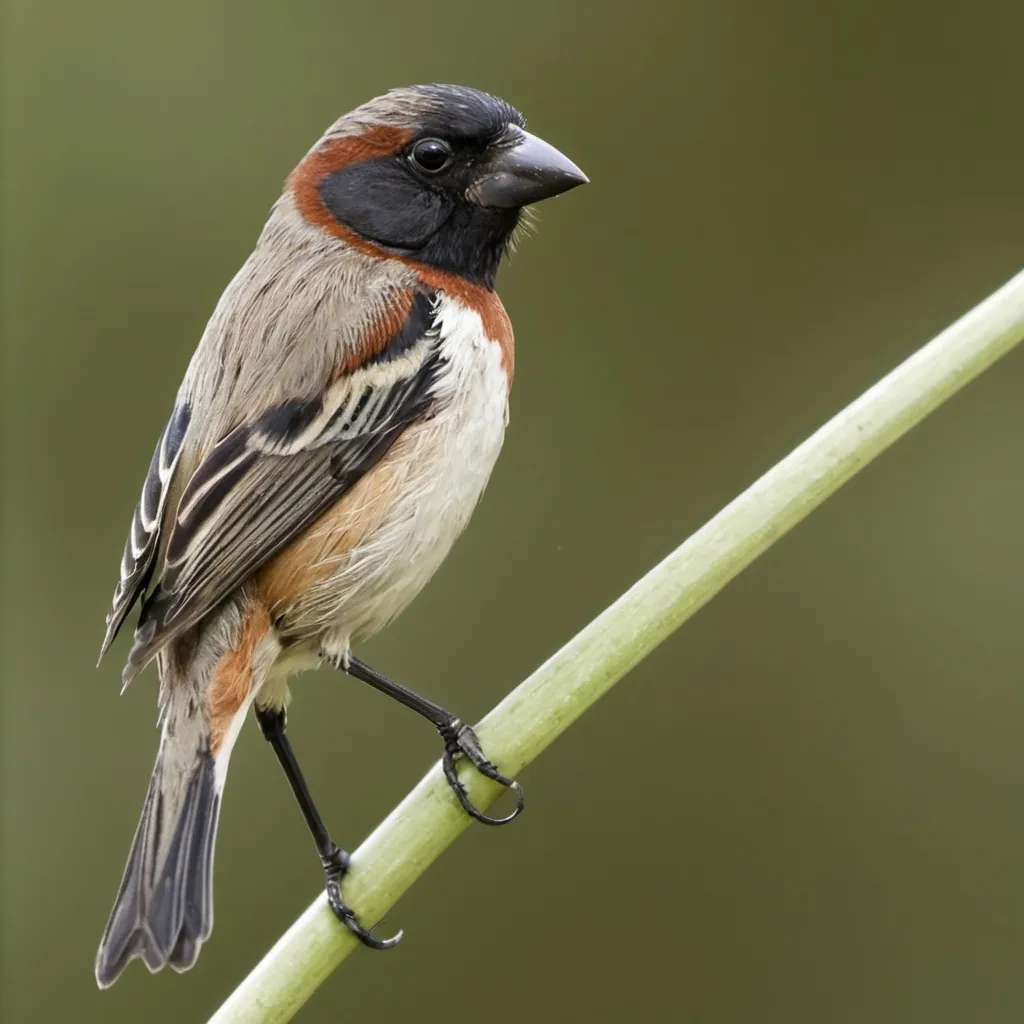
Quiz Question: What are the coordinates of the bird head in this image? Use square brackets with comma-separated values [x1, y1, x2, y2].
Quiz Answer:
[289, 84, 588, 289]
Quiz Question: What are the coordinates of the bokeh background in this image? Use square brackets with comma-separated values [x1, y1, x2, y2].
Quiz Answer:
[4, 1, 1024, 1021]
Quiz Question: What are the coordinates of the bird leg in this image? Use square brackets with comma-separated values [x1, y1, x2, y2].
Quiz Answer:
[254, 706, 402, 949]
[334, 653, 524, 826]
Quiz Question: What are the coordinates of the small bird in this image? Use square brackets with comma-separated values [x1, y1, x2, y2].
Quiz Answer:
[94, 84, 587, 987]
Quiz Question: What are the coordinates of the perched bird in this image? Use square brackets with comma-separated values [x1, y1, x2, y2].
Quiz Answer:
[94, 84, 587, 988]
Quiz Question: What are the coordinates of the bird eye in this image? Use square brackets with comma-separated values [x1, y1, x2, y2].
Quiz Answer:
[410, 138, 453, 173]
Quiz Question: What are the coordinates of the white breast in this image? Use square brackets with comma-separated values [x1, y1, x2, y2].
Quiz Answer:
[300, 293, 510, 650]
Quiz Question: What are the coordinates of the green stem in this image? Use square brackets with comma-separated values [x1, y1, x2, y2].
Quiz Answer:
[208, 270, 1024, 1024]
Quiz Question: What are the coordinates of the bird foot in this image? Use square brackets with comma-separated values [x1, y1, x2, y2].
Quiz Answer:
[321, 844, 402, 950]
[438, 720, 524, 826]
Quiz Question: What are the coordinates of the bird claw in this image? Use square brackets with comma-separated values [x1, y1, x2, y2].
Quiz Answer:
[322, 846, 402, 950]
[439, 721, 524, 826]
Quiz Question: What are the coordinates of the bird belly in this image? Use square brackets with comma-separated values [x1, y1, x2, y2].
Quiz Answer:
[259, 297, 509, 655]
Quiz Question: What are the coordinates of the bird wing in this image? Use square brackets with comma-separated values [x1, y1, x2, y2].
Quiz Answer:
[99, 402, 193, 661]
[101, 289, 443, 683]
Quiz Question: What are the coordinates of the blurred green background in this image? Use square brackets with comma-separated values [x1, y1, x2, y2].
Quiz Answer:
[3, 0, 1024, 1021]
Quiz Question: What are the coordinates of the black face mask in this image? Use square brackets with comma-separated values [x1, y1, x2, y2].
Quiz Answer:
[319, 152, 521, 289]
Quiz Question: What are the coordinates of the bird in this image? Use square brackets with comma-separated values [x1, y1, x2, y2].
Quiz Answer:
[93, 83, 587, 988]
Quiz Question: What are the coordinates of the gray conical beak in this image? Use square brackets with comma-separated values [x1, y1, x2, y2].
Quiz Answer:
[468, 126, 589, 209]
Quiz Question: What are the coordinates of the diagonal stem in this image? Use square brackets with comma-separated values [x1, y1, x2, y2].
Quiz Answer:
[208, 269, 1024, 1024]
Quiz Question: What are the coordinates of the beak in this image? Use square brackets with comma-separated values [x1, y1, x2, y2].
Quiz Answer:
[468, 125, 589, 208]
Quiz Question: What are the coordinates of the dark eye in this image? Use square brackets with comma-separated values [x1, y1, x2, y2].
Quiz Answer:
[410, 138, 453, 173]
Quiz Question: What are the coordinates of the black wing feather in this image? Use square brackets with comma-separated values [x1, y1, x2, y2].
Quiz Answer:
[99, 402, 191, 661]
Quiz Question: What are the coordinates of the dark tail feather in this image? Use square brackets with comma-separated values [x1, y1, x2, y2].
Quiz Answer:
[95, 746, 221, 988]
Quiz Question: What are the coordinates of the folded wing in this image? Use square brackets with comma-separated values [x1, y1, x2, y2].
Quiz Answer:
[100, 289, 443, 685]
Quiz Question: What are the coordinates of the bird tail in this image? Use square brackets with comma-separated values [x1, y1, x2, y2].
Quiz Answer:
[94, 702, 222, 988]
[95, 597, 279, 988]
